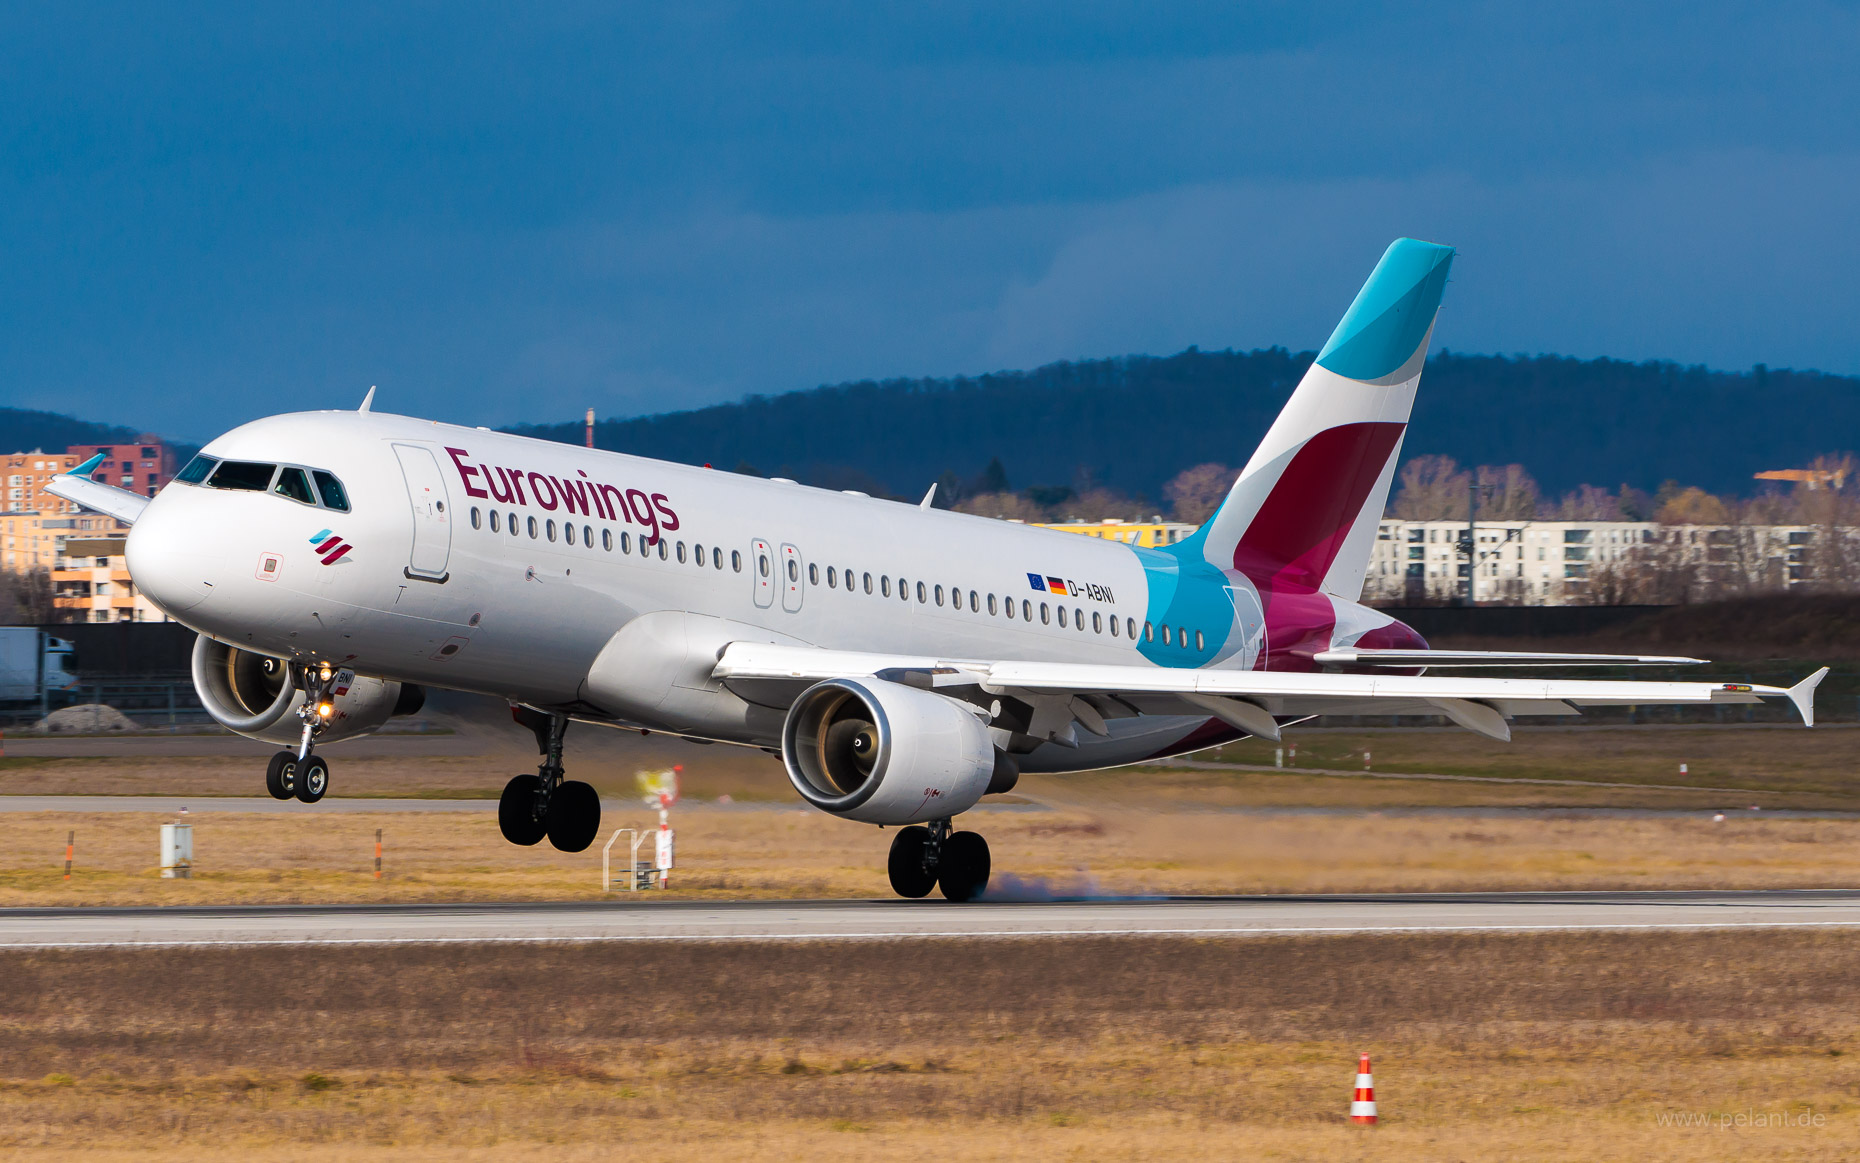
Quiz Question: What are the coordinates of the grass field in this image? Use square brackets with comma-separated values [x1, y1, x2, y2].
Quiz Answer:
[6, 800, 1860, 905]
[0, 930, 1854, 1160]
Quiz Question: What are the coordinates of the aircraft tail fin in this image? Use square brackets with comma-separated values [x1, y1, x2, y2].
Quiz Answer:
[1200, 238, 1454, 598]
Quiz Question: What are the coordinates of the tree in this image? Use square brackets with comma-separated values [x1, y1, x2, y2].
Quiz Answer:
[1390, 455, 1469, 520]
[1475, 464, 1540, 520]
[0, 568, 57, 625]
[1554, 484, 1620, 521]
[954, 491, 1049, 522]
[1163, 463, 1237, 524]
[1654, 487, 1731, 525]
[973, 457, 1010, 495]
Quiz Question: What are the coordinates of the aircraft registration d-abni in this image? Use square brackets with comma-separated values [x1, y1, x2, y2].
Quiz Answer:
[52, 238, 1827, 901]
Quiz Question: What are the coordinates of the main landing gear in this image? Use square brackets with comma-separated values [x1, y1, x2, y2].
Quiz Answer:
[263, 663, 339, 804]
[499, 708, 601, 852]
[887, 818, 990, 902]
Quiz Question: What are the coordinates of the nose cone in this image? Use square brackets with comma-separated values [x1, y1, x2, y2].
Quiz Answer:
[126, 493, 218, 615]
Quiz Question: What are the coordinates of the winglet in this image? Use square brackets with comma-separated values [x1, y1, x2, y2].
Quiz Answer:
[67, 452, 106, 477]
[1788, 667, 1829, 727]
[360, 385, 376, 413]
[919, 482, 937, 510]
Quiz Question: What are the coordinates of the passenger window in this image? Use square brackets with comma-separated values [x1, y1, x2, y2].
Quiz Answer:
[658, 539, 668, 560]
[1109, 614, 1119, 637]
[1093, 612, 1102, 633]
[863, 572, 873, 594]
[677, 541, 687, 563]
[1040, 603, 1050, 625]
[621, 532, 631, 553]
[490, 511, 501, 533]
[1021, 599, 1031, 620]
[898, 578, 908, 601]
[827, 567, 837, 588]
[759, 554, 770, 577]
[787, 559, 798, 582]
[1057, 606, 1067, 628]
[273, 467, 315, 504]
[528, 516, 538, 539]
[565, 523, 576, 546]
[1178, 627, 1188, 648]
[915, 581, 926, 603]
[208, 461, 276, 491]
[881, 576, 891, 597]
[1145, 622, 1155, 642]
[177, 455, 217, 484]
[1195, 630, 1205, 650]
[809, 563, 819, 585]
[546, 520, 557, 542]
[988, 593, 998, 616]
[469, 507, 481, 530]
[732, 550, 742, 572]
[695, 543, 705, 565]
[934, 585, 944, 607]
[1159, 623, 1170, 644]
[312, 470, 350, 512]
[1075, 607, 1084, 630]
[583, 525, 593, 547]
[507, 511, 517, 534]
[969, 590, 979, 612]
[1127, 618, 1137, 639]
[602, 529, 613, 551]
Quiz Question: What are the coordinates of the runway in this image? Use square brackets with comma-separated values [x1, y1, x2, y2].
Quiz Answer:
[6, 890, 1860, 947]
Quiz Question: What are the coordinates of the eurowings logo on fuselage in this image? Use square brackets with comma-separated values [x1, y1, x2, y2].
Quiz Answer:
[309, 529, 354, 565]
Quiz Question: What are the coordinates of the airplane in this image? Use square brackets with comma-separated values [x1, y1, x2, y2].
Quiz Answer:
[50, 238, 1827, 901]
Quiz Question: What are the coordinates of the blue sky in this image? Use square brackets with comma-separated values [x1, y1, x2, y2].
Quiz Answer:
[4, 3, 1858, 439]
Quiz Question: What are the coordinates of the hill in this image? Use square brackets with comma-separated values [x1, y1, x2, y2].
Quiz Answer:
[0, 408, 142, 456]
[508, 350, 1860, 502]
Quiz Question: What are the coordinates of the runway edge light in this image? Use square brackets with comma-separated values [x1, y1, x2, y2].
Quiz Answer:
[1350, 1053, 1378, 1125]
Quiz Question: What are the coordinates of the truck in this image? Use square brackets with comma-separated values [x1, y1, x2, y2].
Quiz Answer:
[0, 627, 80, 703]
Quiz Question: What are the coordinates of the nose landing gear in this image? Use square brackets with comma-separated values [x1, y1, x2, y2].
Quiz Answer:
[499, 708, 601, 852]
[886, 818, 991, 902]
[261, 663, 340, 803]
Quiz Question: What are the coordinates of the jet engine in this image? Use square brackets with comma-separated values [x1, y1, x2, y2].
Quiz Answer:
[781, 677, 1013, 825]
[190, 635, 424, 746]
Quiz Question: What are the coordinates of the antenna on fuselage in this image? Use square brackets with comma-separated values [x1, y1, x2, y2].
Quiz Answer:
[359, 385, 377, 413]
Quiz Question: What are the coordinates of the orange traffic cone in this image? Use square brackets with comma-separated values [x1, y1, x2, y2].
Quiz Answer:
[1350, 1052, 1377, 1124]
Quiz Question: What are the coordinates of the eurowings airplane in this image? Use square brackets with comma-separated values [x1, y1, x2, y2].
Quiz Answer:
[51, 238, 1826, 900]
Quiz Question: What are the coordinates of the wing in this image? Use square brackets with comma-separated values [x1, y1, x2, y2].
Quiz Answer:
[713, 641, 1827, 745]
[44, 454, 150, 525]
[1312, 648, 1706, 667]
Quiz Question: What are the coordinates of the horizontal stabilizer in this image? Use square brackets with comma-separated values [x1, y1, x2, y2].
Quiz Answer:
[1788, 666, 1829, 728]
[1314, 648, 1708, 668]
[44, 454, 150, 525]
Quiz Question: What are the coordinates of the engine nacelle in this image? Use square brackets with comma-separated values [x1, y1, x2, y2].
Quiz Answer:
[190, 635, 423, 746]
[782, 677, 1004, 825]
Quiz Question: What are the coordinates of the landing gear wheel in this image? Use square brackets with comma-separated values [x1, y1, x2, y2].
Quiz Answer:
[498, 774, 547, 846]
[937, 831, 991, 902]
[546, 780, 601, 853]
[887, 825, 937, 899]
[265, 751, 297, 800]
[294, 756, 330, 804]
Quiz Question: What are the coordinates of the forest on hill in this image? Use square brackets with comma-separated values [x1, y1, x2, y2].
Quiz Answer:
[508, 349, 1860, 508]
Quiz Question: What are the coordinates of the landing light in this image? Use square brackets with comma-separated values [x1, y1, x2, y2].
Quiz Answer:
[318, 702, 335, 718]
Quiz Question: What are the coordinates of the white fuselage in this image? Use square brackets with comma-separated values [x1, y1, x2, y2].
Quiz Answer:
[130, 411, 1243, 769]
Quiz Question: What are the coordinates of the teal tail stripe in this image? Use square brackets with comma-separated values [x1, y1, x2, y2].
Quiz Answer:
[1315, 238, 1455, 382]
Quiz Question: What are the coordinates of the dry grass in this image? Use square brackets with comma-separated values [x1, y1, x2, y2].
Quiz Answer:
[1, 931, 1857, 1159]
[5, 803, 1860, 906]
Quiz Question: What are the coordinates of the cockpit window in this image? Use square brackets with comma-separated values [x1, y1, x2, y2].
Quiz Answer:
[313, 470, 350, 513]
[207, 461, 278, 491]
[273, 467, 315, 505]
[176, 455, 218, 484]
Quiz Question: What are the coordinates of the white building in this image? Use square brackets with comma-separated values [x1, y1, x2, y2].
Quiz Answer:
[1363, 519, 1829, 604]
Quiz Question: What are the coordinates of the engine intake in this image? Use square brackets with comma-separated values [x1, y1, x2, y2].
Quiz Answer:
[782, 677, 997, 825]
[190, 635, 421, 746]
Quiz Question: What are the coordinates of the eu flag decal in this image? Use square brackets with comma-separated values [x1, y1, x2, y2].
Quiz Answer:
[1026, 572, 1046, 592]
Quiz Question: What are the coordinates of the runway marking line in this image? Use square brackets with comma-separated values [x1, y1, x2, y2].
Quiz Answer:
[7, 918, 1860, 949]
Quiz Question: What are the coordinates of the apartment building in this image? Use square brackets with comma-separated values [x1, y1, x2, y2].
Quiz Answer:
[1363, 519, 1828, 604]
[0, 512, 123, 572]
[52, 536, 168, 623]
[4, 451, 87, 515]
[65, 437, 179, 498]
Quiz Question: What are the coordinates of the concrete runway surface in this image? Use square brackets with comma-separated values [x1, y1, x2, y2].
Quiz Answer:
[5, 891, 1860, 948]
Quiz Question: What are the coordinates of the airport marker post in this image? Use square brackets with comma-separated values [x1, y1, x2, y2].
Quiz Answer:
[374, 828, 382, 880]
[64, 830, 73, 881]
